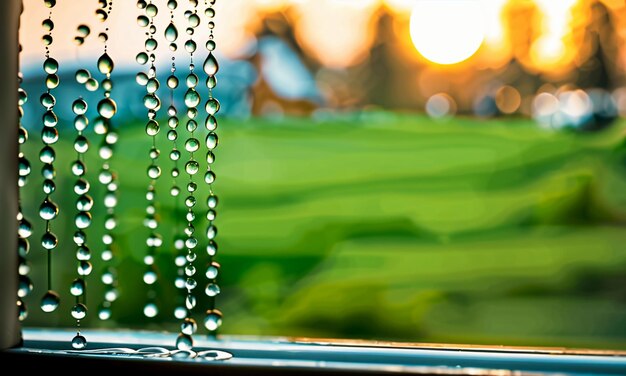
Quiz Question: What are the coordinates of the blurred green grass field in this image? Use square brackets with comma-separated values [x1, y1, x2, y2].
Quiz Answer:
[20, 113, 626, 349]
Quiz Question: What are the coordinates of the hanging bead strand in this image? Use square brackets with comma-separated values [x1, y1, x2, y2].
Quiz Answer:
[138, 0, 163, 319]
[176, 0, 202, 350]
[164, 0, 189, 322]
[203, 0, 222, 336]
[95, 0, 120, 323]
[69, 95, 91, 350]
[17, 53, 34, 321]
[39, 0, 61, 315]
[202, 0, 223, 337]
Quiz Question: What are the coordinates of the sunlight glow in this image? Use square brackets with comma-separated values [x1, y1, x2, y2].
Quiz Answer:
[409, 0, 485, 65]
[530, 0, 578, 68]
[19, 0, 609, 73]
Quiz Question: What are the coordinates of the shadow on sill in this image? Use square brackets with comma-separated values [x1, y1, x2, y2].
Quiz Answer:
[1, 328, 625, 375]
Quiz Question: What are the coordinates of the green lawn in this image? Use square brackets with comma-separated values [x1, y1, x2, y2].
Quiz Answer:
[19, 113, 626, 349]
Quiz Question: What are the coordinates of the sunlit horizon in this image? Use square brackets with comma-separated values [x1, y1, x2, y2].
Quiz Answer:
[20, 0, 623, 74]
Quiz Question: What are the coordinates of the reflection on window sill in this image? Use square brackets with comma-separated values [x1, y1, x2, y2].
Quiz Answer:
[0, 328, 624, 375]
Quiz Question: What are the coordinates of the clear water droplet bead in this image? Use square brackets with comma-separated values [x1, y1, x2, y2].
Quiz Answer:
[185, 294, 196, 309]
[72, 98, 88, 115]
[206, 98, 220, 115]
[71, 303, 87, 319]
[145, 38, 158, 51]
[40, 92, 55, 108]
[17, 299, 27, 321]
[143, 270, 157, 284]
[41, 179, 55, 195]
[184, 264, 196, 277]
[74, 178, 90, 194]
[42, 163, 55, 180]
[17, 275, 33, 297]
[43, 57, 59, 74]
[71, 160, 86, 176]
[97, 53, 114, 74]
[204, 170, 216, 184]
[42, 127, 59, 145]
[75, 212, 92, 229]
[98, 306, 112, 320]
[137, 15, 149, 27]
[74, 115, 88, 132]
[204, 309, 223, 331]
[170, 149, 181, 161]
[96, 8, 108, 20]
[145, 120, 159, 136]
[206, 151, 216, 164]
[97, 98, 117, 119]
[75, 69, 90, 84]
[186, 119, 197, 132]
[78, 261, 93, 276]
[102, 78, 113, 91]
[188, 13, 200, 27]
[184, 88, 200, 107]
[77, 24, 90, 37]
[184, 138, 199, 152]
[39, 199, 59, 220]
[17, 157, 30, 176]
[76, 245, 91, 261]
[86, 78, 99, 91]
[146, 3, 158, 17]
[186, 73, 198, 88]
[207, 194, 219, 209]
[205, 115, 217, 130]
[42, 18, 54, 31]
[70, 278, 85, 296]
[184, 39, 196, 53]
[46, 74, 59, 89]
[144, 303, 158, 318]
[43, 110, 58, 127]
[174, 306, 187, 319]
[74, 135, 89, 153]
[41, 290, 60, 313]
[147, 165, 162, 179]
[98, 170, 112, 184]
[144, 94, 160, 110]
[76, 194, 93, 211]
[165, 22, 178, 42]
[136, 52, 148, 65]
[205, 283, 220, 297]
[71, 335, 87, 350]
[176, 333, 193, 350]
[146, 77, 160, 93]
[18, 218, 32, 238]
[185, 161, 199, 175]
[206, 262, 220, 279]
[73, 230, 87, 246]
[41, 232, 59, 250]
[18, 127, 28, 144]
[203, 53, 219, 76]
[136, 72, 149, 85]
[206, 132, 218, 149]
[167, 75, 179, 89]
[181, 317, 197, 335]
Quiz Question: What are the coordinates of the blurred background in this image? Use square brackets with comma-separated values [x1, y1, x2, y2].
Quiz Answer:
[17, 0, 626, 349]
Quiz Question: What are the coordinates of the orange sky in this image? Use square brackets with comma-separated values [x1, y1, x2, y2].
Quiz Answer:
[20, 0, 626, 73]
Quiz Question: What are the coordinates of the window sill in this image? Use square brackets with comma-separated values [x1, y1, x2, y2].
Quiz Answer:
[1, 329, 625, 375]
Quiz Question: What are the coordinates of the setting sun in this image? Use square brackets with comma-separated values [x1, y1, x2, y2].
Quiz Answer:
[409, 0, 485, 65]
